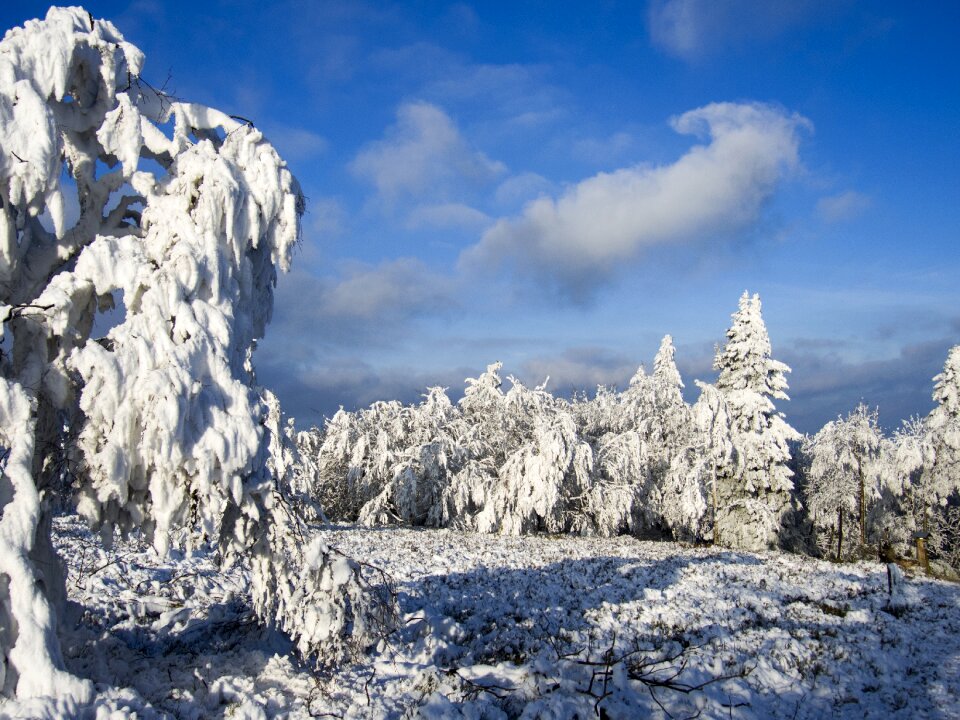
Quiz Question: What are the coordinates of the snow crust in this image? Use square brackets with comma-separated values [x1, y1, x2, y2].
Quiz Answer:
[3, 515, 958, 718]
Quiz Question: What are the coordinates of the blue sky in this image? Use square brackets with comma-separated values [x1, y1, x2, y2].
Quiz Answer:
[5, 1, 959, 433]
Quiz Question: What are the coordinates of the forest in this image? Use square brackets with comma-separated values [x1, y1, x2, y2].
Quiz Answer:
[1, 6, 958, 719]
[293, 298, 960, 575]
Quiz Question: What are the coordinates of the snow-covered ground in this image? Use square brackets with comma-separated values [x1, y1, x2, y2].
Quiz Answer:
[4, 515, 959, 719]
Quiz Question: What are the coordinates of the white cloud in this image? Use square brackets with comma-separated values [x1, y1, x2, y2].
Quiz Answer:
[349, 101, 506, 202]
[295, 197, 347, 255]
[816, 190, 871, 223]
[520, 347, 638, 394]
[426, 63, 562, 126]
[647, 0, 836, 61]
[571, 132, 636, 165]
[493, 172, 554, 208]
[406, 203, 492, 230]
[461, 102, 810, 297]
[320, 258, 454, 321]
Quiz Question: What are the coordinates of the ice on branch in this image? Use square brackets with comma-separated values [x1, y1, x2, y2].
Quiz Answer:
[0, 7, 387, 702]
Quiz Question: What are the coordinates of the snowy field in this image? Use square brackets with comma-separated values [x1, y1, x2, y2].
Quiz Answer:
[4, 515, 960, 719]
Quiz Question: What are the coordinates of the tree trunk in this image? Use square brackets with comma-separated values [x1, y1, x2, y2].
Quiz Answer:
[858, 466, 866, 549]
[837, 507, 843, 562]
[711, 465, 718, 545]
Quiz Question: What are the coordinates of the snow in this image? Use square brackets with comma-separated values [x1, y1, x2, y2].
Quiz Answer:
[3, 514, 958, 718]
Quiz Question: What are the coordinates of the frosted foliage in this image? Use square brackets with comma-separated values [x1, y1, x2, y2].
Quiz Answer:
[312, 401, 414, 521]
[933, 346, 960, 417]
[432, 457, 497, 528]
[915, 347, 960, 569]
[714, 292, 799, 551]
[477, 412, 594, 535]
[301, 354, 709, 540]
[693, 381, 734, 472]
[572, 384, 620, 438]
[802, 405, 882, 559]
[927, 346, 960, 500]
[461, 362, 504, 411]
[359, 388, 467, 526]
[653, 334, 684, 395]
[588, 431, 658, 536]
[0, 7, 388, 699]
[0, 381, 90, 700]
[248, 502, 394, 669]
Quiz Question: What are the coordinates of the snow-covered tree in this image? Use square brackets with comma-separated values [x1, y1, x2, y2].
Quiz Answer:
[290, 423, 329, 522]
[649, 379, 735, 544]
[713, 292, 800, 551]
[922, 346, 960, 568]
[0, 8, 383, 700]
[310, 400, 414, 522]
[358, 387, 468, 526]
[571, 383, 620, 440]
[588, 429, 658, 536]
[802, 405, 883, 560]
[926, 347, 960, 500]
[476, 411, 594, 535]
[619, 365, 657, 433]
[691, 381, 734, 538]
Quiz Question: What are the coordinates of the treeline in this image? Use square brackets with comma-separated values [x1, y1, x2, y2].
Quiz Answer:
[292, 292, 960, 573]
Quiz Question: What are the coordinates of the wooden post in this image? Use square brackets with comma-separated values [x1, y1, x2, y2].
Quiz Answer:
[917, 536, 928, 571]
[913, 531, 930, 572]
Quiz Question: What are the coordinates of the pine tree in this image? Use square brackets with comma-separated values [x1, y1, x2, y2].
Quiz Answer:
[922, 346, 960, 568]
[927, 346, 960, 498]
[713, 292, 800, 551]
[802, 404, 882, 560]
[691, 381, 734, 540]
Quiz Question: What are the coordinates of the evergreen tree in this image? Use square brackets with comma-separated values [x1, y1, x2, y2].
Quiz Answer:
[713, 292, 800, 551]
[923, 346, 960, 569]
[927, 346, 960, 500]
[802, 404, 882, 560]
[691, 381, 734, 539]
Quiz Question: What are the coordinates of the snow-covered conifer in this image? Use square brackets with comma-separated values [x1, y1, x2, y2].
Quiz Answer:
[691, 381, 734, 537]
[713, 292, 800, 551]
[802, 405, 883, 560]
[922, 346, 960, 568]
[927, 347, 960, 498]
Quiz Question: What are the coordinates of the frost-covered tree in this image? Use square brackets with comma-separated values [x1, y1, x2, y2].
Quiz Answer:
[802, 405, 883, 560]
[588, 429, 659, 536]
[922, 346, 960, 568]
[0, 8, 384, 700]
[713, 292, 800, 551]
[476, 411, 594, 535]
[893, 417, 931, 526]
[310, 400, 415, 521]
[570, 340, 692, 539]
[926, 347, 960, 501]
[571, 383, 620, 440]
[359, 387, 468, 526]
[691, 381, 734, 538]
[648, 380, 735, 544]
